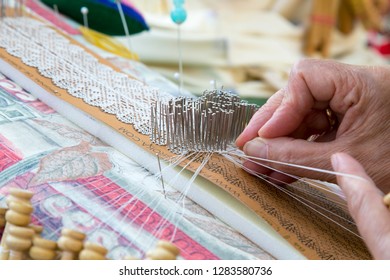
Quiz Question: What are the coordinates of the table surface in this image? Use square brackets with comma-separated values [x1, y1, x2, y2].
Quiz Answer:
[0, 56, 273, 260]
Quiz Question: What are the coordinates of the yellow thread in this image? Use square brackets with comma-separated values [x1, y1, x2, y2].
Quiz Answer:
[79, 26, 139, 60]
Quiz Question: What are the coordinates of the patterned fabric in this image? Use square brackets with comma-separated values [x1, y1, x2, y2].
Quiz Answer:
[0, 68, 273, 260]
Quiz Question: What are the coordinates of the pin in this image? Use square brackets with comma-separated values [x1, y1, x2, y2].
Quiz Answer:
[14, 0, 18, 16]
[156, 153, 167, 199]
[53, 4, 59, 16]
[15, 0, 23, 17]
[1, 0, 5, 18]
[115, 0, 132, 53]
[173, 72, 180, 80]
[81, 6, 89, 29]
[171, 0, 187, 94]
[210, 79, 216, 89]
[150, 90, 258, 154]
[173, 72, 181, 95]
[20, 0, 24, 17]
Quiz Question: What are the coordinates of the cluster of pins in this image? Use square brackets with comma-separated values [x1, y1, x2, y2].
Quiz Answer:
[0, 0, 24, 18]
[150, 89, 259, 154]
[0, 188, 180, 260]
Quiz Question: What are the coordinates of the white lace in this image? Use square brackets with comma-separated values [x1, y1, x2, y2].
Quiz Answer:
[0, 17, 172, 135]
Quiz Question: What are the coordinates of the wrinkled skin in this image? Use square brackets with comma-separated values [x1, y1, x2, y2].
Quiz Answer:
[332, 153, 390, 260]
[236, 59, 390, 259]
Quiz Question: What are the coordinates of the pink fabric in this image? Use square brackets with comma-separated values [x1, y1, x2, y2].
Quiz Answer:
[0, 70, 271, 259]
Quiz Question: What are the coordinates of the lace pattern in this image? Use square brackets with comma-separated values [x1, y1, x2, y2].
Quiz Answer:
[0, 17, 172, 135]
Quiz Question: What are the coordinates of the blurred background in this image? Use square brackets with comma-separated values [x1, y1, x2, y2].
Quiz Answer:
[35, 0, 390, 105]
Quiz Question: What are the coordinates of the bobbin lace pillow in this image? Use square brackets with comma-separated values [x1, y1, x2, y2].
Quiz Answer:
[0, 17, 172, 135]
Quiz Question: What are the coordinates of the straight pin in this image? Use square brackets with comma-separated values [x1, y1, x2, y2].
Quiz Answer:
[19, 0, 24, 17]
[1, 0, 5, 18]
[81, 7, 89, 29]
[156, 153, 166, 199]
[115, 0, 132, 52]
[13, 0, 18, 16]
[150, 89, 259, 154]
[53, 4, 59, 16]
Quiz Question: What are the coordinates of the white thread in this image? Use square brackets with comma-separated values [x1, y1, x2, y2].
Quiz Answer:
[225, 150, 370, 186]
[0, 17, 366, 252]
[0, 18, 172, 136]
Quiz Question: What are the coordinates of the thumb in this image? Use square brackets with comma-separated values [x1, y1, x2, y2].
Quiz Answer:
[242, 137, 335, 182]
[331, 152, 390, 259]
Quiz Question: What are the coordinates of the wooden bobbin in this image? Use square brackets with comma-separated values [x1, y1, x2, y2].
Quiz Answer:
[0, 207, 7, 256]
[16, 223, 43, 260]
[384, 193, 390, 209]
[0, 207, 7, 229]
[1, 188, 34, 246]
[0, 201, 33, 260]
[57, 228, 86, 260]
[6, 188, 34, 206]
[157, 240, 180, 256]
[29, 236, 57, 260]
[123, 256, 140, 260]
[79, 242, 108, 260]
[146, 247, 176, 260]
[5, 224, 34, 260]
[5, 201, 34, 226]
[146, 240, 180, 260]
[29, 224, 43, 237]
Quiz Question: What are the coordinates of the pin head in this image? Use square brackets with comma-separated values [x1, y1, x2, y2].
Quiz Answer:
[173, 72, 180, 80]
[171, 0, 187, 25]
[173, 0, 185, 5]
[171, 7, 187, 25]
[81, 7, 89, 15]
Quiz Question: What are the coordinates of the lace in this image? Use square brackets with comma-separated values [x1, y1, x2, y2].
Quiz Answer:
[0, 17, 257, 154]
[0, 17, 172, 136]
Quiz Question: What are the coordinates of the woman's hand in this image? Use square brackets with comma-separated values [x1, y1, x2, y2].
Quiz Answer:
[331, 152, 390, 259]
[236, 59, 390, 193]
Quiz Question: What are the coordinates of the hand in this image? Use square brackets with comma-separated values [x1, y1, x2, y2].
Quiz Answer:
[331, 152, 390, 260]
[236, 59, 390, 193]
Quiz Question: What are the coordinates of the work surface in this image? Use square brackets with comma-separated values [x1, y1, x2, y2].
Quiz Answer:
[0, 1, 376, 260]
[0, 65, 273, 260]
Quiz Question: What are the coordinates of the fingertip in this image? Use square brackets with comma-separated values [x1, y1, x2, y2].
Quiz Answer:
[329, 153, 390, 259]
[330, 153, 380, 203]
[257, 104, 305, 138]
[235, 133, 246, 149]
[330, 152, 343, 171]
[242, 138, 268, 159]
[235, 124, 261, 148]
[330, 152, 370, 181]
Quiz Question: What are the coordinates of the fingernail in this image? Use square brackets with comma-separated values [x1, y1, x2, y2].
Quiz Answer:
[235, 134, 244, 148]
[330, 153, 341, 171]
[235, 127, 250, 148]
[243, 138, 268, 159]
